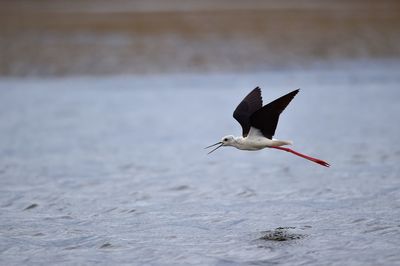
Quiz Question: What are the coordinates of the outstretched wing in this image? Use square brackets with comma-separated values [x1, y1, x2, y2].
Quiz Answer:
[233, 87, 263, 137]
[250, 89, 299, 139]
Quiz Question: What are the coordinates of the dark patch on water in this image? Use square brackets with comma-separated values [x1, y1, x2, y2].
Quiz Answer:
[169, 185, 190, 191]
[103, 207, 118, 213]
[65, 246, 80, 250]
[351, 218, 367, 224]
[99, 243, 113, 249]
[259, 227, 307, 242]
[24, 203, 38, 210]
[237, 187, 257, 198]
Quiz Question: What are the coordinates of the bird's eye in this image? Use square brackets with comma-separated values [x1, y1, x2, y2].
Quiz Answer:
[224, 138, 228, 141]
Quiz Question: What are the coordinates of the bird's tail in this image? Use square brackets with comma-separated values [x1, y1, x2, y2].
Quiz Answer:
[271, 139, 293, 146]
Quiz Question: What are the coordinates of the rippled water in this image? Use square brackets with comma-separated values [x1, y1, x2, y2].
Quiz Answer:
[1, 64, 400, 265]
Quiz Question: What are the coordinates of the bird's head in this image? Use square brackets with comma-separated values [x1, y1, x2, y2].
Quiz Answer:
[221, 135, 235, 145]
[205, 135, 235, 154]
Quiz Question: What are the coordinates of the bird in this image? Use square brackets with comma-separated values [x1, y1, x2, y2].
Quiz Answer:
[205, 87, 330, 167]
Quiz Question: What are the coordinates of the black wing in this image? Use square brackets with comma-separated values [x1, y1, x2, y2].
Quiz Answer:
[250, 89, 299, 139]
[233, 87, 263, 137]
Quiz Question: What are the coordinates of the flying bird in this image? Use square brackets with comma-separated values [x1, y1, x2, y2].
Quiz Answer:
[205, 87, 330, 167]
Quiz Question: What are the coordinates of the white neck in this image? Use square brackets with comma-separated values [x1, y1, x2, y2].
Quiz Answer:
[229, 136, 246, 149]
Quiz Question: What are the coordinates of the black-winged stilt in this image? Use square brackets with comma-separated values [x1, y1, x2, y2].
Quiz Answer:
[205, 87, 330, 167]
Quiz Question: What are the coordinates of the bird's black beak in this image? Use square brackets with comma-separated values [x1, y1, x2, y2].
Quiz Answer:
[204, 142, 223, 154]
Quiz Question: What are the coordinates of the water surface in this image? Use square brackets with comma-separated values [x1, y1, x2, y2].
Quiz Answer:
[1, 64, 400, 265]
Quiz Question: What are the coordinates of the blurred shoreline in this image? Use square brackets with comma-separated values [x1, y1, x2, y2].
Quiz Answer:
[1, 0, 400, 77]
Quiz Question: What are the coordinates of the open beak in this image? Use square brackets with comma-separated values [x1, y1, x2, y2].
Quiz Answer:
[204, 142, 223, 154]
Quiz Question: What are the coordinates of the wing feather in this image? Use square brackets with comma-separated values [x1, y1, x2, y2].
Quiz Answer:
[233, 87, 263, 137]
[249, 89, 299, 139]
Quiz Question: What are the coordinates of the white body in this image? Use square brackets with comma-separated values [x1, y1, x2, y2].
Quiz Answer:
[222, 127, 292, 150]
[208, 127, 329, 167]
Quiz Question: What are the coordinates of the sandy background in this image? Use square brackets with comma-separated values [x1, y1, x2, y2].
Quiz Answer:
[1, 0, 400, 76]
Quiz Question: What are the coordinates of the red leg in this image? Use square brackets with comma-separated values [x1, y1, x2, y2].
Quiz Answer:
[270, 146, 330, 167]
